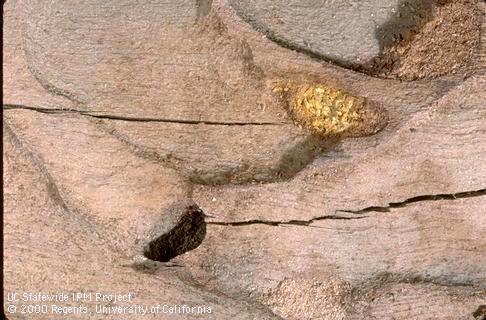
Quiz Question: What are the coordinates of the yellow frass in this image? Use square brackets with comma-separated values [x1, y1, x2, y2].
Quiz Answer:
[275, 83, 364, 135]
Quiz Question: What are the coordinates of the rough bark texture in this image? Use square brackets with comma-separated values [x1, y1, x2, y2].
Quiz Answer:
[3, 0, 486, 319]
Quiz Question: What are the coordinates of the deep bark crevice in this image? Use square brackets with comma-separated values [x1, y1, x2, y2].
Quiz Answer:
[207, 214, 366, 227]
[473, 305, 486, 320]
[144, 205, 207, 262]
[208, 189, 486, 227]
[3, 104, 288, 126]
[339, 189, 486, 214]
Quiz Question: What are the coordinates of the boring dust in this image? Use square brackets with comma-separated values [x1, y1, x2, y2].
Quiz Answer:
[369, 0, 481, 80]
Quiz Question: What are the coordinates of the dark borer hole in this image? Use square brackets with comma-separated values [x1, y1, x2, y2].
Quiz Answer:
[473, 305, 486, 320]
[144, 205, 206, 262]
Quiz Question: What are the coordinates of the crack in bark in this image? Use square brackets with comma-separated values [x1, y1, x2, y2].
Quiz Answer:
[207, 214, 366, 227]
[7, 102, 485, 226]
[473, 305, 486, 320]
[25, 62, 86, 106]
[144, 204, 207, 262]
[3, 104, 288, 126]
[207, 189, 485, 227]
[228, 2, 357, 71]
[338, 189, 486, 214]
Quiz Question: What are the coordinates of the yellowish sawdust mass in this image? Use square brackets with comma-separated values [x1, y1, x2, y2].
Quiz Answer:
[274, 83, 365, 136]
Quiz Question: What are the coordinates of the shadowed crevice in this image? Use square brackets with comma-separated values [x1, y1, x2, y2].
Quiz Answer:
[25, 61, 85, 105]
[361, 0, 437, 76]
[3, 104, 325, 186]
[208, 189, 486, 227]
[374, 0, 436, 52]
[207, 214, 366, 227]
[228, 0, 356, 70]
[3, 104, 288, 126]
[473, 305, 486, 320]
[144, 205, 207, 262]
[229, 0, 467, 80]
[272, 134, 335, 182]
[339, 189, 486, 214]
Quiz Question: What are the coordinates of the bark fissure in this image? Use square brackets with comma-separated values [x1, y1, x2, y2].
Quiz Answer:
[144, 204, 207, 262]
[207, 215, 366, 227]
[339, 189, 486, 214]
[3, 104, 288, 126]
[208, 189, 486, 227]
